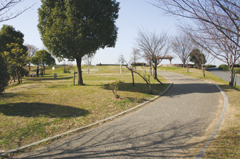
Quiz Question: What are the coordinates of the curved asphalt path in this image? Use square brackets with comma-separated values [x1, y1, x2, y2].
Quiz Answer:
[15, 71, 222, 159]
[206, 68, 240, 87]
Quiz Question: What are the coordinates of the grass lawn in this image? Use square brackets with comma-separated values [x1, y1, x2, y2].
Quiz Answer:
[0, 65, 169, 154]
[158, 66, 240, 158]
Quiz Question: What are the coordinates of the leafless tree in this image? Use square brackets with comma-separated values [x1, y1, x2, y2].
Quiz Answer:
[127, 48, 142, 86]
[131, 48, 141, 68]
[26, 44, 38, 71]
[182, 21, 240, 85]
[171, 33, 195, 70]
[153, 0, 240, 86]
[0, 0, 33, 22]
[83, 53, 95, 74]
[152, 0, 240, 50]
[135, 29, 169, 84]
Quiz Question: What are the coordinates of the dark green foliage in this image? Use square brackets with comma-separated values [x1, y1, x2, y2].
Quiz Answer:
[206, 65, 216, 68]
[219, 64, 230, 71]
[189, 49, 206, 66]
[31, 50, 56, 66]
[0, 53, 9, 93]
[38, 0, 119, 85]
[19, 67, 29, 77]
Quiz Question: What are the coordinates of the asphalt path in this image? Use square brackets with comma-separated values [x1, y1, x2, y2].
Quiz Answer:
[206, 68, 240, 87]
[15, 71, 222, 159]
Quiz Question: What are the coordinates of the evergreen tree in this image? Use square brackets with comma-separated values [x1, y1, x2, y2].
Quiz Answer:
[38, 0, 119, 85]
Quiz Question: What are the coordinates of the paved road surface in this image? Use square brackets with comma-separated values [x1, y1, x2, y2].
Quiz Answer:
[15, 71, 222, 159]
[206, 68, 240, 87]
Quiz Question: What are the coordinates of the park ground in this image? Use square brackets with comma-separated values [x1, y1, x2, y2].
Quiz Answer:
[0, 65, 240, 158]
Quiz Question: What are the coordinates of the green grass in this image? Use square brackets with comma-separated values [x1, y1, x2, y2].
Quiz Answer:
[0, 65, 169, 152]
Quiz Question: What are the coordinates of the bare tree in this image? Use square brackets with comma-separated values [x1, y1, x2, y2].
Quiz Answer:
[131, 48, 141, 68]
[136, 29, 169, 84]
[118, 54, 125, 74]
[26, 44, 38, 71]
[152, 0, 240, 50]
[83, 53, 95, 74]
[127, 48, 142, 86]
[153, 0, 240, 86]
[171, 33, 195, 70]
[0, 0, 33, 22]
[182, 21, 240, 85]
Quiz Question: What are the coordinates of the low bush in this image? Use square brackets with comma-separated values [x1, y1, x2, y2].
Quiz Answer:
[206, 65, 216, 68]
[219, 64, 229, 71]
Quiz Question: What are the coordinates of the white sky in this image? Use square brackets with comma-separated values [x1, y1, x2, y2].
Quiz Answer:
[0, 0, 223, 66]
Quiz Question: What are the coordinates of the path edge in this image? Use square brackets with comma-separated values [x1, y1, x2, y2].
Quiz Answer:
[0, 79, 173, 157]
[195, 81, 229, 159]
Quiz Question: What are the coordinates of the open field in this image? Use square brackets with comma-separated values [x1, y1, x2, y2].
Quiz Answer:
[158, 66, 240, 158]
[0, 66, 169, 154]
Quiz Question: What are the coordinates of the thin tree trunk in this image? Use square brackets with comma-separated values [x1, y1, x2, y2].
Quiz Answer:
[29, 62, 31, 71]
[76, 57, 84, 85]
[202, 65, 205, 77]
[131, 70, 135, 86]
[153, 65, 157, 79]
[229, 65, 234, 86]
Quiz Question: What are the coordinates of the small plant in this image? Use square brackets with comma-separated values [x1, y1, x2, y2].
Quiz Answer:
[109, 80, 124, 98]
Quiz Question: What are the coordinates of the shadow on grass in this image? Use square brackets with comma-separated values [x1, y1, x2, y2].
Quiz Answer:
[0, 102, 90, 118]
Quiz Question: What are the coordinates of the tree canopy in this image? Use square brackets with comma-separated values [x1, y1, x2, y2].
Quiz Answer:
[31, 50, 56, 67]
[38, 0, 120, 85]
[189, 49, 206, 66]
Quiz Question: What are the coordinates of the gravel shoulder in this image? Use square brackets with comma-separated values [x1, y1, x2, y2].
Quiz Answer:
[15, 71, 223, 159]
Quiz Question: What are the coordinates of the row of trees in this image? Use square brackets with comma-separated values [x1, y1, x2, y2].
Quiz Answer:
[127, 29, 207, 87]
[0, 25, 56, 93]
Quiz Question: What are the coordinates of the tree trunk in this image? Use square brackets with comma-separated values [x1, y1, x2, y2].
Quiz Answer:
[229, 65, 234, 86]
[76, 57, 84, 85]
[187, 64, 189, 73]
[153, 65, 157, 79]
[131, 69, 135, 86]
[202, 65, 205, 77]
[29, 62, 31, 71]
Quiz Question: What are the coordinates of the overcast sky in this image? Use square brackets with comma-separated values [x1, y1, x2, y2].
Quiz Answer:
[1, 0, 222, 66]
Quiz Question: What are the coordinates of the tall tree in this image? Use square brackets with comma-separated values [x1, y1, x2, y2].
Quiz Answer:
[171, 34, 195, 68]
[0, 25, 27, 82]
[38, 0, 120, 85]
[135, 29, 169, 84]
[26, 44, 38, 71]
[4, 43, 28, 84]
[189, 48, 207, 77]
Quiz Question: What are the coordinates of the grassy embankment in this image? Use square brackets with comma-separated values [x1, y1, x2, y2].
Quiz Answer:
[158, 66, 240, 158]
[0, 65, 169, 154]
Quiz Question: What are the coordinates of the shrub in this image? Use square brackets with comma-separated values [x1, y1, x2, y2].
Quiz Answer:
[206, 65, 216, 68]
[109, 80, 124, 98]
[19, 67, 29, 77]
[219, 64, 229, 71]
